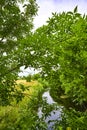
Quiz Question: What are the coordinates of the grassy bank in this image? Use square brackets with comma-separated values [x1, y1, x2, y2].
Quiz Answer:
[0, 80, 44, 130]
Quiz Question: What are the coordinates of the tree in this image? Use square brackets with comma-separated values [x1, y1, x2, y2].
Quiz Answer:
[0, 0, 38, 105]
[28, 7, 87, 107]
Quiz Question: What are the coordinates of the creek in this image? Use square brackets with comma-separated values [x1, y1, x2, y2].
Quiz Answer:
[38, 90, 63, 130]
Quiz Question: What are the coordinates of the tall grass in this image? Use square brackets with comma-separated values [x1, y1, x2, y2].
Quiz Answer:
[0, 80, 44, 130]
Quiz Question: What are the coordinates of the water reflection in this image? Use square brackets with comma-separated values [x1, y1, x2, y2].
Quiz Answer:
[42, 91, 55, 104]
[38, 90, 63, 130]
[38, 90, 87, 130]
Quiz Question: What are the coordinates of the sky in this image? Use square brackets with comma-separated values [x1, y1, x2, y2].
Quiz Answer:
[34, 0, 87, 29]
[19, 0, 87, 76]
[18, 66, 40, 77]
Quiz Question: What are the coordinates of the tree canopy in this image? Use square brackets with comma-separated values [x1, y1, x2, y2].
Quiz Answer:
[0, 2, 87, 110]
[0, 0, 38, 105]
[27, 7, 87, 106]
[0, 3, 87, 129]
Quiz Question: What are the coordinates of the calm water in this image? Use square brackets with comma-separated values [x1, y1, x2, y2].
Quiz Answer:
[38, 90, 63, 130]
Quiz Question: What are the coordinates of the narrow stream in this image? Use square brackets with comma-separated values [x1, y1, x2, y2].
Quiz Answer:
[38, 90, 63, 130]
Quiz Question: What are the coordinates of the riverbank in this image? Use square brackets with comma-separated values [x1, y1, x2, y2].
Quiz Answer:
[1, 79, 87, 130]
[0, 80, 44, 130]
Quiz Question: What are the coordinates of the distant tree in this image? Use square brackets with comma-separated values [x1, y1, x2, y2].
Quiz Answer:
[0, 0, 38, 105]
[25, 74, 32, 82]
[32, 73, 41, 80]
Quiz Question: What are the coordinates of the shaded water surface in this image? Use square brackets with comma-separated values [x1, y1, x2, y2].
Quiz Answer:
[38, 90, 63, 130]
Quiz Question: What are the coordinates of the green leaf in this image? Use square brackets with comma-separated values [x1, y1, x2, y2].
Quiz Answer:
[74, 6, 78, 13]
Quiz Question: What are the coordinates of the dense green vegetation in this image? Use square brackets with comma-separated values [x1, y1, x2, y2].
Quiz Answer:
[23, 6, 87, 129]
[0, 79, 45, 130]
[31, 6, 87, 108]
[0, 0, 38, 105]
[0, 1, 87, 129]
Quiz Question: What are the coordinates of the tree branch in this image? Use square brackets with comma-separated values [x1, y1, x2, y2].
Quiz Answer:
[0, 64, 22, 77]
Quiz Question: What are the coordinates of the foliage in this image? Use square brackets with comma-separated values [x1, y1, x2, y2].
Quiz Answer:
[54, 108, 87, 130]
[24, 74, 32, 82]
[26, 7, 87, 129]
[32, 73, 41, 80]
[0, 80, 45, 130]
[22, 73, 49, 88]
[24, 73, 41, 81]
[0, 0, 38, 105]
[29, 7, 87, 106]
[0, 4, 87, 129]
